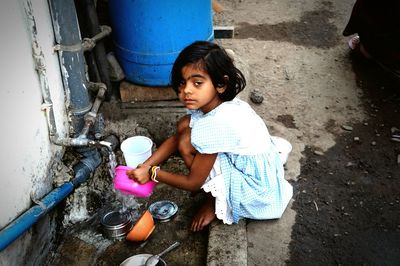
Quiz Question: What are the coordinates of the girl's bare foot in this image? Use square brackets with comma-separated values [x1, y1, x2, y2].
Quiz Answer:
[191, 195, 216, 232]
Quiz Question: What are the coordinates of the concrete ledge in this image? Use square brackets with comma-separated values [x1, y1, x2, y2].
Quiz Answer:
[120, 100, 184, 110]
[207, 219, 247, 266]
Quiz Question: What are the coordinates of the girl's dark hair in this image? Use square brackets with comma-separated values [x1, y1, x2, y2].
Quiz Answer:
[171, 41, 246, 101]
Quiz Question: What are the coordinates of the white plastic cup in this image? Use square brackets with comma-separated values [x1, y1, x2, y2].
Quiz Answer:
[120, 136, 153, 168]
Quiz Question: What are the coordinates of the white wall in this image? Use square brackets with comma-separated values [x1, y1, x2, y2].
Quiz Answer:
[0, 0, 68, 264]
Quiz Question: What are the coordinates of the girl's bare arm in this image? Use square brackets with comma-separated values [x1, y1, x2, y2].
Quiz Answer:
[142, 115, 190, 166]
[126, 135, 178, 183]
[142, 134, 178, 166]
[156, 152, 217, 192]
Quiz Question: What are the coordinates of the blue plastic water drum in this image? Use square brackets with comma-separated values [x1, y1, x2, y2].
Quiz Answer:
[108, 0, 214, 86]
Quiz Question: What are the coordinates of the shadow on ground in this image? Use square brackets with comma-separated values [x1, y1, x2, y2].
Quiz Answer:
[235, 1, 338, 48]
[288, 53, 400, 265]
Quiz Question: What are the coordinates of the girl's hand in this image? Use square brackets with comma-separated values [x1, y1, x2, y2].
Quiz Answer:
[126, 164, 152, 184]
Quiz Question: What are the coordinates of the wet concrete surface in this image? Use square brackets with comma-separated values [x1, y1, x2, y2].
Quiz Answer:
[45, 157, 208, 266]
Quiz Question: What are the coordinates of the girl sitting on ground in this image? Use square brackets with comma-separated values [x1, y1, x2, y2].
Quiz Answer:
[127, 41, 293, 231]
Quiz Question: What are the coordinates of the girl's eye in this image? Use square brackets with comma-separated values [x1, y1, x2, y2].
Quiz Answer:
[177, 80, 185, 92]
[178, 80, 186, 89]
[194, 81, 202, 86]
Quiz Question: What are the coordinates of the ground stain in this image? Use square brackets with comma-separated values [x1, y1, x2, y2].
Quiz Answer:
[276, 114, 297, 129]
[324, 118, 338, 134]
[235, 7, 338, 48]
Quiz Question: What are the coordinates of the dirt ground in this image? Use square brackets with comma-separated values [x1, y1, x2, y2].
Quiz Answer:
[215, 0, 400, 265]
[288, 56, 400, 265]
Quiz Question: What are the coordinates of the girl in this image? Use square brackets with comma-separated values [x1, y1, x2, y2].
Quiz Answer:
[127, 41, 293, 231]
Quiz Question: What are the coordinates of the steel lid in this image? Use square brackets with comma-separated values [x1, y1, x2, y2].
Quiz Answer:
[101, 210, 132, 230]
[148, 200, 178, 222]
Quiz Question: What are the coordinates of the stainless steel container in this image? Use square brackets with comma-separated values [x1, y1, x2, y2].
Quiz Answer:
[101, 210, 133, 239]
[148, 200, 178, 222]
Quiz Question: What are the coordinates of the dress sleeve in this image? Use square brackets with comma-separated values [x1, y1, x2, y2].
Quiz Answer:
[191, 112, 240, 154]
[191, 102, 270, 155]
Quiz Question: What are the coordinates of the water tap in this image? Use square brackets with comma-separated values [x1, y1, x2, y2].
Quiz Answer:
[93, 135, 119, 179]
[98, 140, 113, 151]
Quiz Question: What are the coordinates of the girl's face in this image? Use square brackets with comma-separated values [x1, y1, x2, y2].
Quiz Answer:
[178, 64, 225, 113]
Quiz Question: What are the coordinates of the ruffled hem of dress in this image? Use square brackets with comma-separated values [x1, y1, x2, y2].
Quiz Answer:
[202, 173, 234, 225]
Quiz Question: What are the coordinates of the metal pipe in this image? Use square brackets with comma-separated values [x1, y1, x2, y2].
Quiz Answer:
[88, 82, 107, 115]
[0, 0, 108, 252]
[29, 0, 110, 146]
[47, 0, 108, 145]
[50, 136, 96, 147]
[77, 82, 106, 140]
[25, 1, 58, 138]
[48, 0, 92, 134]
[50, 82, 107, 147]
[78, 0, 112, 99]
[82, 26, 112, 52]
[92, 25, 112, 43]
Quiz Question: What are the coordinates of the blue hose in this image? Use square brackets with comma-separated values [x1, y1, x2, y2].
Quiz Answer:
[0, 183, 73, 251]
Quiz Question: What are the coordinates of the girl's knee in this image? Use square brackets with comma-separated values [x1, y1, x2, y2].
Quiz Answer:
[178, 127, 195, 155]
[177, 115, 190, 134]
[176, 116, 196, 157]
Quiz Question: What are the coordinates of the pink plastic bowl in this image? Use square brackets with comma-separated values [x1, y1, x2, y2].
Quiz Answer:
[113, 165, 156, 198]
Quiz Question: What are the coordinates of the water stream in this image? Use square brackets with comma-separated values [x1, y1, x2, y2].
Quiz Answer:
[115, 190, 141, 221]
[107, 149, 117, 179]
[99, 140, 117, 179]
[101, 143, 141, 220]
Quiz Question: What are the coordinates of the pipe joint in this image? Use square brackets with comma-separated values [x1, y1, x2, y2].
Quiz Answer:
[84, 111, 97, 125]
[72, 148, 102, 185]
[82, 38, 96, 51]
[51, 136, 96, 147]
[82, 25, 112, 52]
[88, 81, 107, 92]
[53, 25, 111, 53]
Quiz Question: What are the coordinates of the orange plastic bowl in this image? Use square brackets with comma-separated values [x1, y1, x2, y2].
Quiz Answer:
[126, 210, 155, 242]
